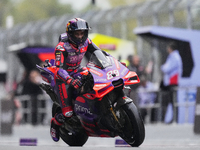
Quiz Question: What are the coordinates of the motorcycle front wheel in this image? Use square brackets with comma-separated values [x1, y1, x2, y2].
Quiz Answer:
[119, 102, 145, 147]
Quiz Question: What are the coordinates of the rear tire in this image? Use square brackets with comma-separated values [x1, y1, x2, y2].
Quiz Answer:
[120, 102, 145, 147]
[52, 102, 88, 146]
[59, 126, 88, 146]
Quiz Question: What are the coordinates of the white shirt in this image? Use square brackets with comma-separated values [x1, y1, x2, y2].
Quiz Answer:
[161, 50, 182, 86]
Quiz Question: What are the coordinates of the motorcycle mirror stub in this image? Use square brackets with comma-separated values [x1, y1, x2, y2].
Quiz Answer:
[45, 59, 52, 67]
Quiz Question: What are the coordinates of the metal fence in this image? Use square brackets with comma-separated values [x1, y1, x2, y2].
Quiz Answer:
[15, 94, 52, 125]
[137, 86, 197, 124]
[0, 0, 199, 90]
[1, 0, 200, 56]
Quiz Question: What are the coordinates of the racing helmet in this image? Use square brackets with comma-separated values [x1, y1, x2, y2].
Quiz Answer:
[66, 18, 91, 45]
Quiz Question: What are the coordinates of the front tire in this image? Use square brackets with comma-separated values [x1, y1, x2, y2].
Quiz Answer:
[119, 102, 145, 147]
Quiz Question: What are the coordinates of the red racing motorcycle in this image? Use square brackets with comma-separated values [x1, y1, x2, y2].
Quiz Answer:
[37, 50, 145, 147]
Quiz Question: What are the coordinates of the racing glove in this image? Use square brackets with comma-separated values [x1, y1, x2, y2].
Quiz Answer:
[57, 68, 82, 89]
[67, 78, 82, 89]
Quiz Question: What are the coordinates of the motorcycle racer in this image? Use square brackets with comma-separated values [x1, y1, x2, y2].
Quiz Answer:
[50, 18, 101, 142]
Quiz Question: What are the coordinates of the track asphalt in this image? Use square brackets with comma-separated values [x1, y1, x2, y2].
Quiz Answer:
[0, 123, 199, 150]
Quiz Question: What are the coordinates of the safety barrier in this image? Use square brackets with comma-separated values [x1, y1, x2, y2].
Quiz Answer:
[0, 98, 13, 135]
[137, 86, 197, 124]
[15, 94, 52, 125]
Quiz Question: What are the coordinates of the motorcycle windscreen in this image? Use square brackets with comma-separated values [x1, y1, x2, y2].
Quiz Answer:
[88, 50, 112, 69]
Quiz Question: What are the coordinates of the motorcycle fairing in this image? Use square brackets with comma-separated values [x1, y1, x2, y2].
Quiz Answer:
[36, 64, 57, 87]
[86, 53, 139, 98]
[123, 71, 140, 85]
[74, 95, 116, 137]
[73, 50, 141, 137]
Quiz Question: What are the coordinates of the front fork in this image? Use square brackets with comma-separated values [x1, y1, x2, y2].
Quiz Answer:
[108, 95, 133, 130]
[109, 106, 123, 128]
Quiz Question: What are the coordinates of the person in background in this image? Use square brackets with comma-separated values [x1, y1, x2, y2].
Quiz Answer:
[126, 54, 133, 68]
[160, 42, 182, 123]
[137, 75, 157, 123]
[127, 55, 145, 107]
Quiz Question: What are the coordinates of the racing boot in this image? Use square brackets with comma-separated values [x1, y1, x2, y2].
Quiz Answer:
[50, 113, 65, 142]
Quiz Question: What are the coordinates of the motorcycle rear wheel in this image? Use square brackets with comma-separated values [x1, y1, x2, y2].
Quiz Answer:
[52, 102, 88, 146]
[59, 127, 88, 146]
[119, 102, 145, 147]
